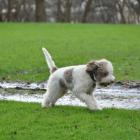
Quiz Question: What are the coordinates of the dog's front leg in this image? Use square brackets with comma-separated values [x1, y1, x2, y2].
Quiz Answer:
[89, 89, 102, 110]
[90, 95, 102, 110]
[74, 91, 101, 111]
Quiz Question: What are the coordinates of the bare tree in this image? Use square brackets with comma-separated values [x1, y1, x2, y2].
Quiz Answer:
[57, 0, 63, 22]
[82, 0, 93, 22]
[57, 0, 72, 22]
[64, 0, 72, 22]
[0, 0, 140, 23]
[35, 0, 46, 22]
[117, 0, 126, 23]
[7, 0, 13, 21]
[7, 0, 21, 21]
[133, 0, 140, 22]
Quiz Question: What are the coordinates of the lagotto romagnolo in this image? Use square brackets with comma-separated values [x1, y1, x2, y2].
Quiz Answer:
[41, 48, 115, 110]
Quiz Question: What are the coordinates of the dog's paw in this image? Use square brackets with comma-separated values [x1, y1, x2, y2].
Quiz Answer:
[88, 105, 102, 111]
[41, 102, 54, 108]
[41, 103, 47, 108]
[41, 102, 49, 108]
[97, 105, 103, 110]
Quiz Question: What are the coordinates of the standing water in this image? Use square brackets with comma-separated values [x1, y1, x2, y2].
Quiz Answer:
[0, 81, 140, 110]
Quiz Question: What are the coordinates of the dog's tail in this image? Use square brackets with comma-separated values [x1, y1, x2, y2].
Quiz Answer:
[42, 48, 57, 74]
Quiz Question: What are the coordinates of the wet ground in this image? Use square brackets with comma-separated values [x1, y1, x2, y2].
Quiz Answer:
[0, 81, 140, 110]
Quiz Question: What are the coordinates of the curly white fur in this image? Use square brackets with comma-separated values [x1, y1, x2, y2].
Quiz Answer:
[41, 48, 115, 110]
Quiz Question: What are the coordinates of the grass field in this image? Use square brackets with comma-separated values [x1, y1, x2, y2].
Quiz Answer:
[0, 101, 140, 140]
[0, 24, 140, 140]
[0, 23, 140, 82]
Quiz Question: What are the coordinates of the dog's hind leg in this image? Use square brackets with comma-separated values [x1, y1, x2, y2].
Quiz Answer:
[41, 82, 66, 108]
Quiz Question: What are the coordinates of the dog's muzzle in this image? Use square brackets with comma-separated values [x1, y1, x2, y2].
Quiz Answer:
[100, 80, 115, 87]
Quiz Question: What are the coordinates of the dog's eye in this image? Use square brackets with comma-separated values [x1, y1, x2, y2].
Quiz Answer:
[102, 72, 108, 77]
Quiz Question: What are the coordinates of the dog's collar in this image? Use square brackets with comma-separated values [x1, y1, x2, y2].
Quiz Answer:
[86, 71, 96, 82]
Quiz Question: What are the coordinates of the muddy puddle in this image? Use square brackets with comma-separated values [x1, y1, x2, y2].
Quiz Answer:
[0, 81, 140, 110]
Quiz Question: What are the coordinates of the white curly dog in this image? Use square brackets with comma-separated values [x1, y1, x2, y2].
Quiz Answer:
[41, 48, 115, 110]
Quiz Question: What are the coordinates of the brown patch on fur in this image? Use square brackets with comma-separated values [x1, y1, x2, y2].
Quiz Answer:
[51, 67, 57, 73]
[86, 60, 109, 81]
[64, 68, 73, 83]
[86, 61, 98, 81]
[59, 79, 67, 88]
[96, 61, 109, 81]
[86, 61, 98, 73]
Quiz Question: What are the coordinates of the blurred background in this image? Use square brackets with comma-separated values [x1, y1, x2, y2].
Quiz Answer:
[0, 0, 140, 23]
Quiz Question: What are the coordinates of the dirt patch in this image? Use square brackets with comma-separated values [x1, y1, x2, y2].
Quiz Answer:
[0, 81, 140, 110]
[116, 81, 140, 88]
[0, 81, 140, 90]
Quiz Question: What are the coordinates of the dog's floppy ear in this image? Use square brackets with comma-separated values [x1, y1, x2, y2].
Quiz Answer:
[86, 61, 99, 72]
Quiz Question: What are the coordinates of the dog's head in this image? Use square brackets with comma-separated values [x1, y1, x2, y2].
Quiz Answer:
[86, 59, 115, 87]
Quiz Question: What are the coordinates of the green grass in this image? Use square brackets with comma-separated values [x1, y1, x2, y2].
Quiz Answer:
[0, 24, 140, 140]
[0, 23, 140, 82]
[0, 101, 140, 140]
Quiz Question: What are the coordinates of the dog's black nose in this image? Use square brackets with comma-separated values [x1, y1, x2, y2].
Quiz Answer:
[100, 83, 109, 87]
[110, 80, 115, 84]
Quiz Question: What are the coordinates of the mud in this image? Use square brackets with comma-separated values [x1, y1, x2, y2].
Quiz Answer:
[0, 81, 140, 110]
